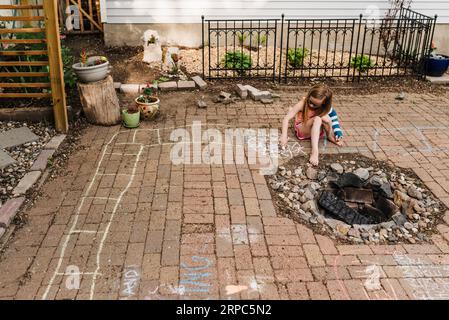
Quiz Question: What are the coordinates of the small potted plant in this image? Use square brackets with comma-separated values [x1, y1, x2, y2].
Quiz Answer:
[72, 49, 110, 83]
[122, 103, 140, 128]
[423, 42, 449, 77]
[135, 83, 160, 120]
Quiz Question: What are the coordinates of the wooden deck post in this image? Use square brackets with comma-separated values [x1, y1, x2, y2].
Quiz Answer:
[43, 0, 69, 133]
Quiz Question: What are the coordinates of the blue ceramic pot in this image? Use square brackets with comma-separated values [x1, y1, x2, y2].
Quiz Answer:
[423, 55, 449, 77]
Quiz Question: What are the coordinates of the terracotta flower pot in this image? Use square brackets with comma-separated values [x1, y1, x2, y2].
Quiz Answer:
[135, 96, 160, 120]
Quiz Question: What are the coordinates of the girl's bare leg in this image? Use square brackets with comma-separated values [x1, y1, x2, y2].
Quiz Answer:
[309, 117, 322, 166]
[321, 115, 343, 147]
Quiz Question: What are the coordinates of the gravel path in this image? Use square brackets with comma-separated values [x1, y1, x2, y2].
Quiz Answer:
[0, 121, 56, 204]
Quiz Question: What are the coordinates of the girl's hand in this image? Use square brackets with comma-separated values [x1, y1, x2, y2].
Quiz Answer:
[280, 135, 288, 148]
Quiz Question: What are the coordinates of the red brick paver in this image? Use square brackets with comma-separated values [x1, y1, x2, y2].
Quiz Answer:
[1, 90, 449, 300]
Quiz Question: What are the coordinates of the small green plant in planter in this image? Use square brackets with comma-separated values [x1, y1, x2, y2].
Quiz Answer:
[122, 103, 140, 128]
[287, 48, 309, 68]
[223, 51, 252, 75]
[135, 83, 160, 120]
[350, 55, 374, 72]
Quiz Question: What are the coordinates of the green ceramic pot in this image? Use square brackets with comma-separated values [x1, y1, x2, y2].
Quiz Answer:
[122, 109, 140, 128]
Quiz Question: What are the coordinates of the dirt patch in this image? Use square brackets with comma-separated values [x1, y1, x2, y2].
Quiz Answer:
[64, 34, 162, 84]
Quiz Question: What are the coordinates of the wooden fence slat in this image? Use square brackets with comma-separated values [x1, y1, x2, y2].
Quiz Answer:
[0, 5, 43, 9]
[0, 16, 45, 21]
[0, 83, 51, 88]
[0, 93, 51, 98]
[0, 50, 48, 56]
[0, 28, 45, 34]
[69, 0, 102, 31]
[0, 61, 49, 67]
[0, 39, 47, 44]
[0, 72, 50, 77]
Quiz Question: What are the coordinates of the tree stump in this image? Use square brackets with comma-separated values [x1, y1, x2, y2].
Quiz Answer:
[78, 75, 121, 125]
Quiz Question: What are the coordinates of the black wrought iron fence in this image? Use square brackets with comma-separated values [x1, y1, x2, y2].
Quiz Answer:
[201, 6, 437, 82]
[201, 18, 280, 80]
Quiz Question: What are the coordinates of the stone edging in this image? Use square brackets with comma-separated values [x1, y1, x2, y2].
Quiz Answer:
[115, 75, 208, 94]
[0, 134, 66, 241]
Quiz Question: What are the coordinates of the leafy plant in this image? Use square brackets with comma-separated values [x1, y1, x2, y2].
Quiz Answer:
[137, 83, 158, 103]
[287, 48, 309, 68]
[61, 45, 77, 88]
[237, 32, 248, 46]
[223, 51, 252, 74]
[350, 55, 374, 72]
[257, 34, 267, 46]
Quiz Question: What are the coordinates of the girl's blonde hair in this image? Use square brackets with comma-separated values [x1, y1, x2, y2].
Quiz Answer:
[302, 84, 333, 123]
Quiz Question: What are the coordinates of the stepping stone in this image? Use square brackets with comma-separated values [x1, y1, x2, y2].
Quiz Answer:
[0, 149, 16, 169]
[45, 134, 66, 150]
[0, 127, 38, 149]
[0, 197, 25, 228]
[13, 171, 41, 196]
[426, 74, 449, 84]
[177, 81, 196, 90]
[191, 76, 207, 89]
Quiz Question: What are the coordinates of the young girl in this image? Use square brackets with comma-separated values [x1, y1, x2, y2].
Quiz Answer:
[280, 84, 343, 166]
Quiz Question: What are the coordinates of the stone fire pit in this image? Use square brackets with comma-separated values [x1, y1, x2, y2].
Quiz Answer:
[268, 154, 445, 244]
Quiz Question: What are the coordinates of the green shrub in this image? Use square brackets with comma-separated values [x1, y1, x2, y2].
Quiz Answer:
[223, 51, 252, 74]
[287, 48, 309, 68]
[61, 45, 77, 88]
[236, 32, 248, 46]
[350, 55, 374, 72]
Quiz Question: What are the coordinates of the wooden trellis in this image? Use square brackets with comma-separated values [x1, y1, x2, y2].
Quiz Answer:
[0, 0, 69, 133]
[59, 0, 103, 34]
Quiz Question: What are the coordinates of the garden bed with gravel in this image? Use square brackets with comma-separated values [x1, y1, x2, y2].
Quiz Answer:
[0, 121, 56, 204]
[267, 153, 446, 245]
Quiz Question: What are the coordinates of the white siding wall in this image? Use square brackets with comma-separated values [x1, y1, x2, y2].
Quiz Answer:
[103, 0, 448, 24]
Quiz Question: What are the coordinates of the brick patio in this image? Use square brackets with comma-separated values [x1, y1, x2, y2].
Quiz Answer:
[1, 89, 449, 300]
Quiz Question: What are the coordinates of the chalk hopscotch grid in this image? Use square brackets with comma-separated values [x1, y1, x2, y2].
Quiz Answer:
[41, 124, 449, 300]
[41, 125, 275, 300]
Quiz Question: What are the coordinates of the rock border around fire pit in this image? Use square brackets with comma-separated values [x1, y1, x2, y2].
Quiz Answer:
[267, 153, 447, 245]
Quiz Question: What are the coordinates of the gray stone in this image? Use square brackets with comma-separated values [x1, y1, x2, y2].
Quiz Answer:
[330, 163, 344, 174]
[426, 74, 449, 84]
[301, 200, 318, 214]
[354, 168, 369, 181]
[306, 167, 318, 180]
[261, 98, 274, 104]
[348, 228, 361, 238]
[303, 189, 315, 201]
[396, 92, 406, 100]
[380, 183, 393, 199]
[309, 182, 321, 191]
[235, 84, 248, 99]
[191, 76, 207, 89]
[30, 149, 56, 171]
[0, 227, 5, 239]
[158, 81, 178, 91]
[407, 185, 423, 200]
[0, 197, 25, 228]
[0, 127, 39, 149]
[120, 84, 141, 94]
[219, 91, 232, 99]
[0, 149, 16, 169]
[177, 81, 196, 90]
[45, 134, 66, 150]
[245, 85, 272, 101]
[392, 213, 407, 226]
[271, 92, 281, 98]
[404, 222, 413, 230]
[197, 100, 207, 108]
[369, 175, 383, 187]
[13, 171, 42, 196]
[113, 82, 122, 90]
